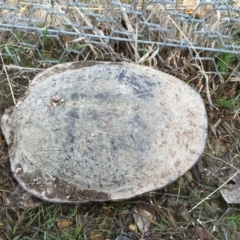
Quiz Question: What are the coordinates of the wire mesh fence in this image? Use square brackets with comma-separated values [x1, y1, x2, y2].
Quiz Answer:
[0, 0, 239, 72]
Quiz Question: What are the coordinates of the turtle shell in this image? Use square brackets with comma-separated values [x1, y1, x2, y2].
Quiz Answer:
[1, 61, 207, 203]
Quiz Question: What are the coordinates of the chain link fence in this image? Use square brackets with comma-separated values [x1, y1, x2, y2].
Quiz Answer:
[0, 0, 240, 70]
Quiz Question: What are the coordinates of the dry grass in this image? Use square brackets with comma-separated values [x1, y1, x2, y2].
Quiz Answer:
[0, 0, 240, 239]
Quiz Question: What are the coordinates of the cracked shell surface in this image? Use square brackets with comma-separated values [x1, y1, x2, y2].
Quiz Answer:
[1, 61, 208, 203]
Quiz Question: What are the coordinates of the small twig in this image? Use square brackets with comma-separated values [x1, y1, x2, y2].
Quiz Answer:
[3, 64, 44, 71]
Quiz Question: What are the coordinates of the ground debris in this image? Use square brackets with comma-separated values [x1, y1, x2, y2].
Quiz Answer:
[57, 218, 73, 229]
[167, 197, 190, 222]
[187, 226, 212, 240]
[5, 185, 42, 208]
[219, 171, 240, 204]
[133, 204, 156, 234]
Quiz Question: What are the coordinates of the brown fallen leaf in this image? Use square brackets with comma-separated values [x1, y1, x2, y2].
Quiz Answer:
[133, 204, 156, 233]
[167, 197, 190, 222]
[88, 232, 102, 240]
[219, 171, 240, 204]
[57, 218, 73, 229]
[188, 226, 212, 240]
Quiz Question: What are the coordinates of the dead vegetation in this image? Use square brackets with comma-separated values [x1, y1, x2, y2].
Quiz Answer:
[0, 0, 240, 239]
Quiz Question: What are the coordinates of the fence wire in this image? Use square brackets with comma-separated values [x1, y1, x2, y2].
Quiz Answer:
[0, 0, 240, 68]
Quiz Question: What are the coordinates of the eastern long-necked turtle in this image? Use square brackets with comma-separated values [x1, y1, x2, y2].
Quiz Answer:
[1, 61, 207, 204]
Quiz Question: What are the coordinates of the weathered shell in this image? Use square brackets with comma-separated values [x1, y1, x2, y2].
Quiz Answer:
[1, 61, 207, 203]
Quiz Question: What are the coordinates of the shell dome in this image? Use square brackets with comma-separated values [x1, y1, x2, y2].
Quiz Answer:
[1, 61, 207, 203]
